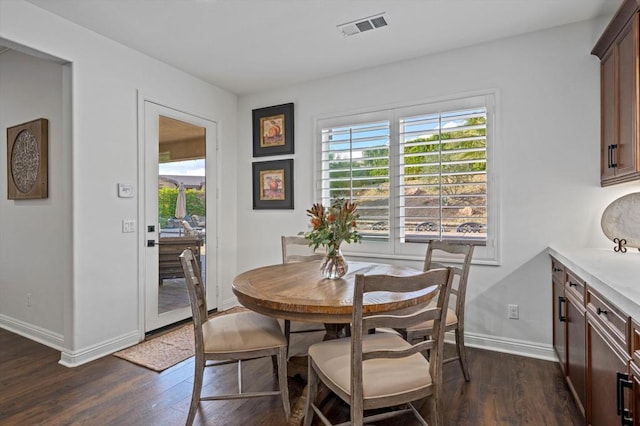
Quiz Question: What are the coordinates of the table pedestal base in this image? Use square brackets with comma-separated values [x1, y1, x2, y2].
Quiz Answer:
[288, 355, 308, 380]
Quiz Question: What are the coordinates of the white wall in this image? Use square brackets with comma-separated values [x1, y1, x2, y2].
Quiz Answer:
[0, 49, 70, 346]
[1, 0, 636, 365]
[237, 17, 638, 359]
[0, 0, 239, 365]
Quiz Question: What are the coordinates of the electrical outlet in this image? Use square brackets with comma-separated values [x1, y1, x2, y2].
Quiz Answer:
[508, 304, 519, 319]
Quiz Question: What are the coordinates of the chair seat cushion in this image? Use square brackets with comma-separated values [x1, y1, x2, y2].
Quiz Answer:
[405, 307, 457, 332]
[308, 333, 431, 400]
[203, 311, 286, 353]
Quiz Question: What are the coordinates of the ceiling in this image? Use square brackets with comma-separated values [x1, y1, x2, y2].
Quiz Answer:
[25, 0, 623, 96]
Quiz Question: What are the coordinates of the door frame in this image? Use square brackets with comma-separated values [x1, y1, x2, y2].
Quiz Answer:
[136, 91, 219, 336]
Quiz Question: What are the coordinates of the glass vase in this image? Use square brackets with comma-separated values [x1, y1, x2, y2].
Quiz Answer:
[320, 245, 348, 279]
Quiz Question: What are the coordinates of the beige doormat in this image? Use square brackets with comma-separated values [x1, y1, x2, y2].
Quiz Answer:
[114, 306, 246, 372]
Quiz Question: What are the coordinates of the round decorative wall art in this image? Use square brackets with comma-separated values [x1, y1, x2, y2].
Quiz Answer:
[601, 192, 640, 249]
[6, 118, 48, 199]
[11, 129, 40, 193]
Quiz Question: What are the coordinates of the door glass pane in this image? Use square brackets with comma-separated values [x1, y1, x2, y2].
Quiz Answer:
[157, 116, 206, 315]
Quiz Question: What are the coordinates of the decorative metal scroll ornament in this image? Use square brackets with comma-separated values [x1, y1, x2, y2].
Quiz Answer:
[613, 238, 627, 253]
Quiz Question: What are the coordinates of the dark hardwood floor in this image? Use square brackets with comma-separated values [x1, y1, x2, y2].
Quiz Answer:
[0, 327, 583, 425]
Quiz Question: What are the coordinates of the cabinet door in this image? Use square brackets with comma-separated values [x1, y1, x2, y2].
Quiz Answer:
[599, 12, 640, 186]
[588, 317, 631, 426]
[554, 278, 567, 373]
[615, 16, 638, 178]
[630, 361, 640, 426]
[601, 47, 617, 181]
[567, 294, 586, 414]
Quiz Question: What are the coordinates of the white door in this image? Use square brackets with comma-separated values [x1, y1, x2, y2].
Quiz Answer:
[142, 100, 217, 332]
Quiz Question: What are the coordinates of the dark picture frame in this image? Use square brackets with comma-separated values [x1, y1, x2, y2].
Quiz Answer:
[252, 159, 293, 209]
[7, 118, 49, 200]
[252, 102, 294, 157]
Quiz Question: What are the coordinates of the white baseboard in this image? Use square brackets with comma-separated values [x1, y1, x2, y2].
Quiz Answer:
[2, 310, 558, 368]
[0, 314, 64, 350]
[0, 314, 141, 367]
[459, 331, 557, 362]
[59, 330, 140, 367]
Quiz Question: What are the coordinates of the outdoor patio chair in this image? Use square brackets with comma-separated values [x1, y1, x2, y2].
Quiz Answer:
[182, 220, 205, 238]
[191, 214, 206, 227]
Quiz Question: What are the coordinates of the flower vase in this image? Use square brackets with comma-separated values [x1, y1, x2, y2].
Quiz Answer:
[320, 244, 348, 279]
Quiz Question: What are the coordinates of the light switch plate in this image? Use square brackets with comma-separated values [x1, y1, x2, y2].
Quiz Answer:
[118, 183, 135, 198]
[122, 219, 136, 233]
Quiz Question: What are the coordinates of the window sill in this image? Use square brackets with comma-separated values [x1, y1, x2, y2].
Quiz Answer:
[342, 249, 500, 266]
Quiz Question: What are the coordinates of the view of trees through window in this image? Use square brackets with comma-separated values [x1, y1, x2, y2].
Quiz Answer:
[320, 106, 487, 245]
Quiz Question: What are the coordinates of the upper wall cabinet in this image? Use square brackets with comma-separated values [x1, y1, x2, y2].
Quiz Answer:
[592, 0, 640, 186]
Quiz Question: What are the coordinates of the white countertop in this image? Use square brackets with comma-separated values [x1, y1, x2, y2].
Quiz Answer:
[548, 245, 640, 320]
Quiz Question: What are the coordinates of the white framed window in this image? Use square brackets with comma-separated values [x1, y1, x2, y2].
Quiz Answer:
[316, 92, 499, 264]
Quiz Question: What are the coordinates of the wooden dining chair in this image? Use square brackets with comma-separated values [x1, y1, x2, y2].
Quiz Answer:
[304, 268, 454, 426]
[281, 236, 326, 357]
[179, 248, 290, 425]
[399, 240, 474, 381]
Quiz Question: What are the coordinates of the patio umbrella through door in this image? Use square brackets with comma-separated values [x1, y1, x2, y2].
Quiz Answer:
[175, 182, 187, 220]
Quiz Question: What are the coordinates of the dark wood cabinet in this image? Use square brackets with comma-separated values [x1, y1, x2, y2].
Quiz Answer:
[552, 260, 567, 374]
[566, 271, 587, 415]
[631, 320, 640, 426]
[587, 318, 631, 425]
[551, 256, 634, 424]
[552, 260, 587, 416]
[592, 0, 640, 186]
[631, 361, 640, 426]
[586, 286, 631, 425]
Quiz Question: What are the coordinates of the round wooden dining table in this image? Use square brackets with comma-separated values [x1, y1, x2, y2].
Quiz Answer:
[232, 260, 431, 331]
[233, 260, 432, 425]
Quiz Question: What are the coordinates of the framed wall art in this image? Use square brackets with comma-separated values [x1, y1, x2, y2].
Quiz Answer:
[252, 102, 294, 157]
[7, 118, 49, 200]
[252, 159, 293, 209]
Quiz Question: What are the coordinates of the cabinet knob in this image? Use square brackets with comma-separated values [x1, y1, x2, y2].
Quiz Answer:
[597, 307, 608, 315]
[553, 267, 562, 272]
[569, 281, 577, 287]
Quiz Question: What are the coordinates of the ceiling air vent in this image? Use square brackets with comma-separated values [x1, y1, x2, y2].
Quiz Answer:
[337, 13, 387, 37]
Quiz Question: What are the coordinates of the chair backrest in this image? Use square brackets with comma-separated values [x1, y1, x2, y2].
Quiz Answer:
[281, 235, 323, 264]
[191, 214, 206, 227]
[182, 220, 196, 235]
[180, 248, 207, 348]
[423, 240, 474, 322]
[351, 268, 454, 405]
